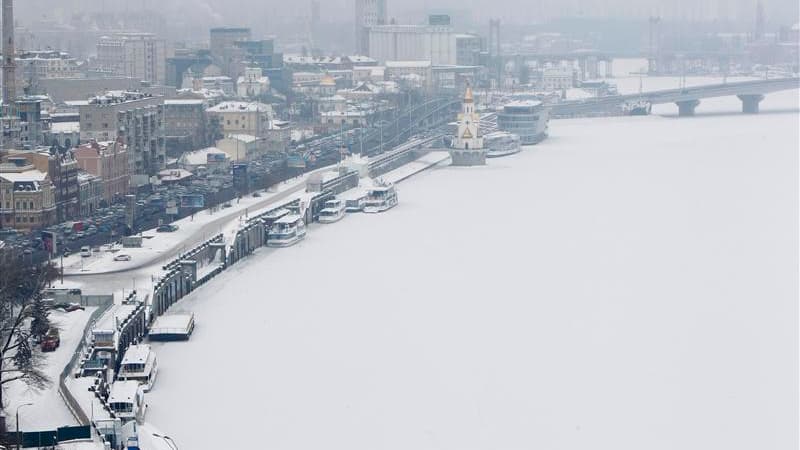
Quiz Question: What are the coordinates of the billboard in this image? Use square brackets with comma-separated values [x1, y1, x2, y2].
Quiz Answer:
[41, 230, 57, 256]
[179, 194, 205, 208]
[207, 152, 227, 163]
[233, 163, 249, 192]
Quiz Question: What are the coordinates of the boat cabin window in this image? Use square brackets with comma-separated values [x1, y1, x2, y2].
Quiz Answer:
[123, 362, 145, 372]
[110, 402, 134, 413]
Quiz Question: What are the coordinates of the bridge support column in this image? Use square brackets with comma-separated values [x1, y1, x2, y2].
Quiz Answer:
[676, 99, 700, 117]
[737, 94, 764, 114]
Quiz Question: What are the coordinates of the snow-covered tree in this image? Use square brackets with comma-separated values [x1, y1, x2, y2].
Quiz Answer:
[0, 254, 57, 410]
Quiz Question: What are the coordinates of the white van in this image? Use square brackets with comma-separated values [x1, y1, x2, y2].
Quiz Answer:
[80, 246, 92, 257]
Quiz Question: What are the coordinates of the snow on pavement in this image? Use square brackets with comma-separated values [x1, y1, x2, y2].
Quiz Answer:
[61, 169, 322, 276]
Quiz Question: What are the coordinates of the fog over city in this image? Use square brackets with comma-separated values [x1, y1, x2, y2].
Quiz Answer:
[0, 0, 797, 449]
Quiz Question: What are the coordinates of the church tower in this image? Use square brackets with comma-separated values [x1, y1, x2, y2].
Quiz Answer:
[450, 85, 486, 166]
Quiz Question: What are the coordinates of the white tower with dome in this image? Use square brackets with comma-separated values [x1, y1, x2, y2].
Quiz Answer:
[450, 85, 486, 166]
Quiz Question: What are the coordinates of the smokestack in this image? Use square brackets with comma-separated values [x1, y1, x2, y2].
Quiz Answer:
[2, 0, 15, 107]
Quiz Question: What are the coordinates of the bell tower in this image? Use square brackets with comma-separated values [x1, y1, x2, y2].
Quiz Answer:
[450, 85, 486, 166]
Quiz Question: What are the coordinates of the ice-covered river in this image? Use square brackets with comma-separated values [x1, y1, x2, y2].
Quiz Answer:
[146, 85, 798, 449]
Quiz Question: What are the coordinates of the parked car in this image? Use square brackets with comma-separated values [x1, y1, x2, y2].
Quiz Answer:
[114, 254, 132, 262]
[80, 246, 92, 257]
[53, 303, 85, 312]
[41, 328, 60, 352]
[156, 224, 179, 233]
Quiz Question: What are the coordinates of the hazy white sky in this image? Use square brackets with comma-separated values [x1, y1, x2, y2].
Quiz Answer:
[16, 0, 800, 26]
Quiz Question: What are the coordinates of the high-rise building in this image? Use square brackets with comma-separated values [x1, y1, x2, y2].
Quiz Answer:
[355, 0, 387, 55]
[455, 34, 482, 66]
[79, 91, 165, 185]
[95, 33, 168, 85]
[163, 99, 211, 156]
[209, 27, 252, 76]
[755, 1, 765, 41]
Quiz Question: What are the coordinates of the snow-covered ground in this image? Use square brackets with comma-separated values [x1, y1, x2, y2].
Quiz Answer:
[142, 89, 798, 449]
[6, 307, 96, 430]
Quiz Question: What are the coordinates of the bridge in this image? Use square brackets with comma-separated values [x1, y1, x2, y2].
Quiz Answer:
[551, 77, 800, 117]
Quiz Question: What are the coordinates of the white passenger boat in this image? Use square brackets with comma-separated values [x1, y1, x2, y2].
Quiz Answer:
[345, 197, 365, 212]
[118, 344, 158, 392]
[267, 214, 307, 247]
[318, 199, 346, 223]
[109, 380, 147, 423]
[363, 183, 398, 213]
[484, 131, 521, 158]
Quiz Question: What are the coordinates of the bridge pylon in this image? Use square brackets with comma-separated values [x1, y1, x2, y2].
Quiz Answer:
[676, 99, 700, 117]
[737, 94, 764, 114]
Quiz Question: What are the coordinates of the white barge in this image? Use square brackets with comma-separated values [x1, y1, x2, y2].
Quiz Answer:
[149, 313, 195, 341]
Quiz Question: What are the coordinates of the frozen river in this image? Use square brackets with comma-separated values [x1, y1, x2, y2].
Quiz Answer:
[146, 88, 798, 449]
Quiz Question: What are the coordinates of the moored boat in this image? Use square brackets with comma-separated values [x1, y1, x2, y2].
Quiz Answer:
[118, 344, 158, 392]
[318, 199, 346, 223]
[484, 131, 521, 158]
[267, 214, 307, 246]
[363, 182, 398, 213]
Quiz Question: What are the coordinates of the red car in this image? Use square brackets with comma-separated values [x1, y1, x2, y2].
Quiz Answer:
[41, 328, 60, 352]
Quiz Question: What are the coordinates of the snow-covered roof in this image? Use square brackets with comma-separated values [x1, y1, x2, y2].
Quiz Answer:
[50, 121, 80, 133]
[207, 101, 271, 113]
[165, 99, 205, 106]
[94, 304, 138, 332]
[347, 55, 377, 63]
[109, 380, 141, 404]
[386, 60, 432, 68]
[0, 170, 48, 183]
[224, 134, 259, 143]
[158, 169, 193, 182]
[504, 100, 543, 108]
[274, 214, 302, 224]
[150, 314, 194, 332]
[121, 344, 152, 366]
[181, 147, 228, 166]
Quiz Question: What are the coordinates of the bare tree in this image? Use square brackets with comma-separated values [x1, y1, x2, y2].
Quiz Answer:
[0, 252, 57, 410]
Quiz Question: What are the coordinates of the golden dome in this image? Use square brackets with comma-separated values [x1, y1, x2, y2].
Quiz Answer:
[320, 74, 336, 86]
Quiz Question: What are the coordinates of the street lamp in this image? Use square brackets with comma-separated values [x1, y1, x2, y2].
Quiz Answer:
[152, 433, 179, 450]
[15, 403, 33, 450]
